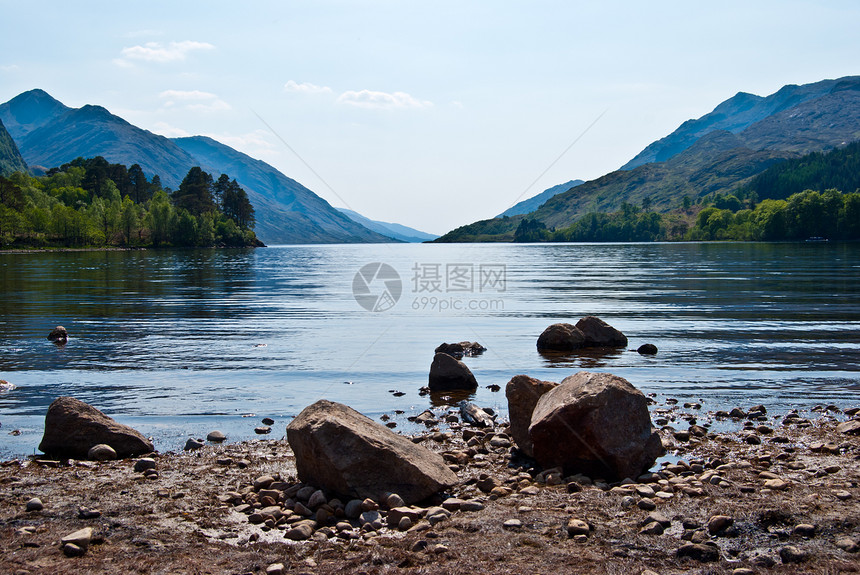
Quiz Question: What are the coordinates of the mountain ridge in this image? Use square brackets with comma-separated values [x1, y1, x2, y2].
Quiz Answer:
[336, 207, 438, 242]
[496, 179, 584, 218]
[0, 118, 28, 176]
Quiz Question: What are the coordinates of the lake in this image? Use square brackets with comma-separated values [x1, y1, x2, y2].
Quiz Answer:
[1, 242, 858, 458]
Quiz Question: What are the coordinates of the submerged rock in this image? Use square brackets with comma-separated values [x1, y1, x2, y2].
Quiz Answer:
[536, 323, 586, 352]
[575, 316, 628, 348]
[428, 352, 478, 392]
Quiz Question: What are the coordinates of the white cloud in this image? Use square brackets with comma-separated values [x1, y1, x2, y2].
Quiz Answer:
[337, 89, 433, 110]
[158, 90, 231, 113]
[150, 121, 190, 138]
[284, 80, 332, 95]
[120, 41, 215, 63]
[0, 64, 19, 72]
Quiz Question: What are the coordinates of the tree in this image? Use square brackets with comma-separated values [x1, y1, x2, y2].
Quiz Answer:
[148, 190, 174, 246]
[128, 164, 151, 204]
[221, 178, 255, 229]
[120, 195, 140, 245]
[173, 167, 215, 216]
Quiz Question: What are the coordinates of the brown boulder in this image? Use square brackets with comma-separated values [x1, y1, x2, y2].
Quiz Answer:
[505, 375, 558, 457]
[286, 400, 458, 504]
[536, 323, 586, 352]
[435, 341, 486, 358]
[39, 397, 153, 459]
[575, 316, 628, 347]
[428, 352, 478, 391]
[528, 372, 663, 480]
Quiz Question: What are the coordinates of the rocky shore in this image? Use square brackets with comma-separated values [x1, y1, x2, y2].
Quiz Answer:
[2, 397, 858, 575]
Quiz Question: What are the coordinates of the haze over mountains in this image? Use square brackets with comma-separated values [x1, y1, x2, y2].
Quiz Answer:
[0, 89, 436, 244]
[436, 76, 860, 242]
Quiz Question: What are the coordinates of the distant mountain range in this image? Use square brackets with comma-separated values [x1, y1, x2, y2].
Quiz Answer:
[436, 76, 860, 242]
[0, 118, 27, 176]
[336, 208, 438, 242]
[496, 179, 584, 218]
[0, 89, 399, 244]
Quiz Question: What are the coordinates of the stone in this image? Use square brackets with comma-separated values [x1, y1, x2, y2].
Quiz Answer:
[384, 492, 405, 509]
[793, 524, 816, 537]
[262, 417, 275, 425]
[640, 521, 664, 535]
[38, 397, 153, 459]
[254, 426, 271, 435]
[566, 518, 590, 536]
[537, 323, 588, 352]
[133, 458, 156, 472]
[26, 497, 43, 511]
[505, 375, 558, 457]
[184, 438, 204, 450]
[285, 521, 315, 541]
[637, 343, 658, 355]
[435, 341, 486, 358]
[428, 353, 478, 392]
[835, 536, 859, 552]
[575, 316, 628, 347]
[836, 420, 860, 435]
[677, 542, 720, 562]
[206, 430, 226, 442]
[87, 443, 117, 461]
[266, 563, 285, 575]
[707, 515, 733, 534]
[460, 500, 485, 512]
[503, 518, 522, 529]
[287, 400, 457, 504]
[253, 475, 275, 490]
[61, 527, 93, 550]
[47, 325, 68, 342]
[387, 506, 422, 528]
[63, 543, 85, 557]
[528, 371, 663, 481]
[763, 478, 790, 490]
[344, 499, 362, 519]
[307, 489, 327, 509]
[637, 499, 657, 511]
[732, 569, 755, 575]
[779, 545, 807, 563]
[459, 402, 493, 427]
[78, 506, 101, 519]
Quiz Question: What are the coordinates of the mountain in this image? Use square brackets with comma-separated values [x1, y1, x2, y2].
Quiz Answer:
[0, 89, 394, 244]
[621, 77, 859, 170]
[436, 76, 860, 242]
[336, 208, 438, 242]
[173, 137, 393, 244]
[496, 179, 584, 218]
[0, 118, 27, 176]
[0, 89, 69, 142]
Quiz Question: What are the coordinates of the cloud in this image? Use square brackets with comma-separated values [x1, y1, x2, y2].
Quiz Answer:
[337, 89, 433, 110]
[151, 121, 190, 138]
[158, 89, 231, 112]
[120, 41, 215, 63]
[284, 80, 333, 95]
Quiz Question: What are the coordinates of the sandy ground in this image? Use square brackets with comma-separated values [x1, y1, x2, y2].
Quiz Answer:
[1, 400, 859, 575]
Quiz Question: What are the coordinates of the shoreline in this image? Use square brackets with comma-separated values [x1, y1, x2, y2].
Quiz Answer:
[2, 399, 858, 574]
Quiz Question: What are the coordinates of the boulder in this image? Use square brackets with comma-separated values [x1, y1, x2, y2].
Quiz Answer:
[87, 444, 117, 461]
[39, 397, 153, 459]
[575, 316, 628, 347]
[637, 343, 658, 355]
[528, 372, 664, 480]
[505, 375, 558, 457]
[47, 325, 68, 343]
[536, 323, 585, 352]
[435, 341, 486, 358]
[428, 352, 478, 392]
[287, 400, 458, 504]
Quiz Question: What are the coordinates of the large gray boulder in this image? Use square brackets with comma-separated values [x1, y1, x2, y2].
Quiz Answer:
[536, 323, 586, 352]
[428, 352, 478, 392]
[575, 316, 628, 347]
[505, 375, 558, 457]
[286, 400, 458, 504]
[39, 397, 153, 459]
[528, 372, 663, 480]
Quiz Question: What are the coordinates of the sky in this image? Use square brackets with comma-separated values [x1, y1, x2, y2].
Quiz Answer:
[2, 1, 859, 235]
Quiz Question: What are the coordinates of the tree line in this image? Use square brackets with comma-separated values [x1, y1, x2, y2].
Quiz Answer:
[0, 157, 259, 248]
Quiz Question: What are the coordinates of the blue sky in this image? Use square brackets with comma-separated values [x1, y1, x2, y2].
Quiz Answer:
[2, 1, 859, 234]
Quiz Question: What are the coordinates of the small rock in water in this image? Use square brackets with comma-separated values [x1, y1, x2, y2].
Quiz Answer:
[261, 417, 275, 425]
[206, 430, 226, 442]
[637, 343, 658, 355]
[184, 438, 204, 450]
[87, 443, 117, 461]
[26, 497, 43, 512]
[254, 426, 271, 435]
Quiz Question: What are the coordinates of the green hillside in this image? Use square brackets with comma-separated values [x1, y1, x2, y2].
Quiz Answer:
[0, 119, 27, 176]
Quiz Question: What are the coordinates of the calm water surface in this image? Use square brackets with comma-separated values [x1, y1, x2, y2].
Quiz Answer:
[1, 242, 858, 458]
